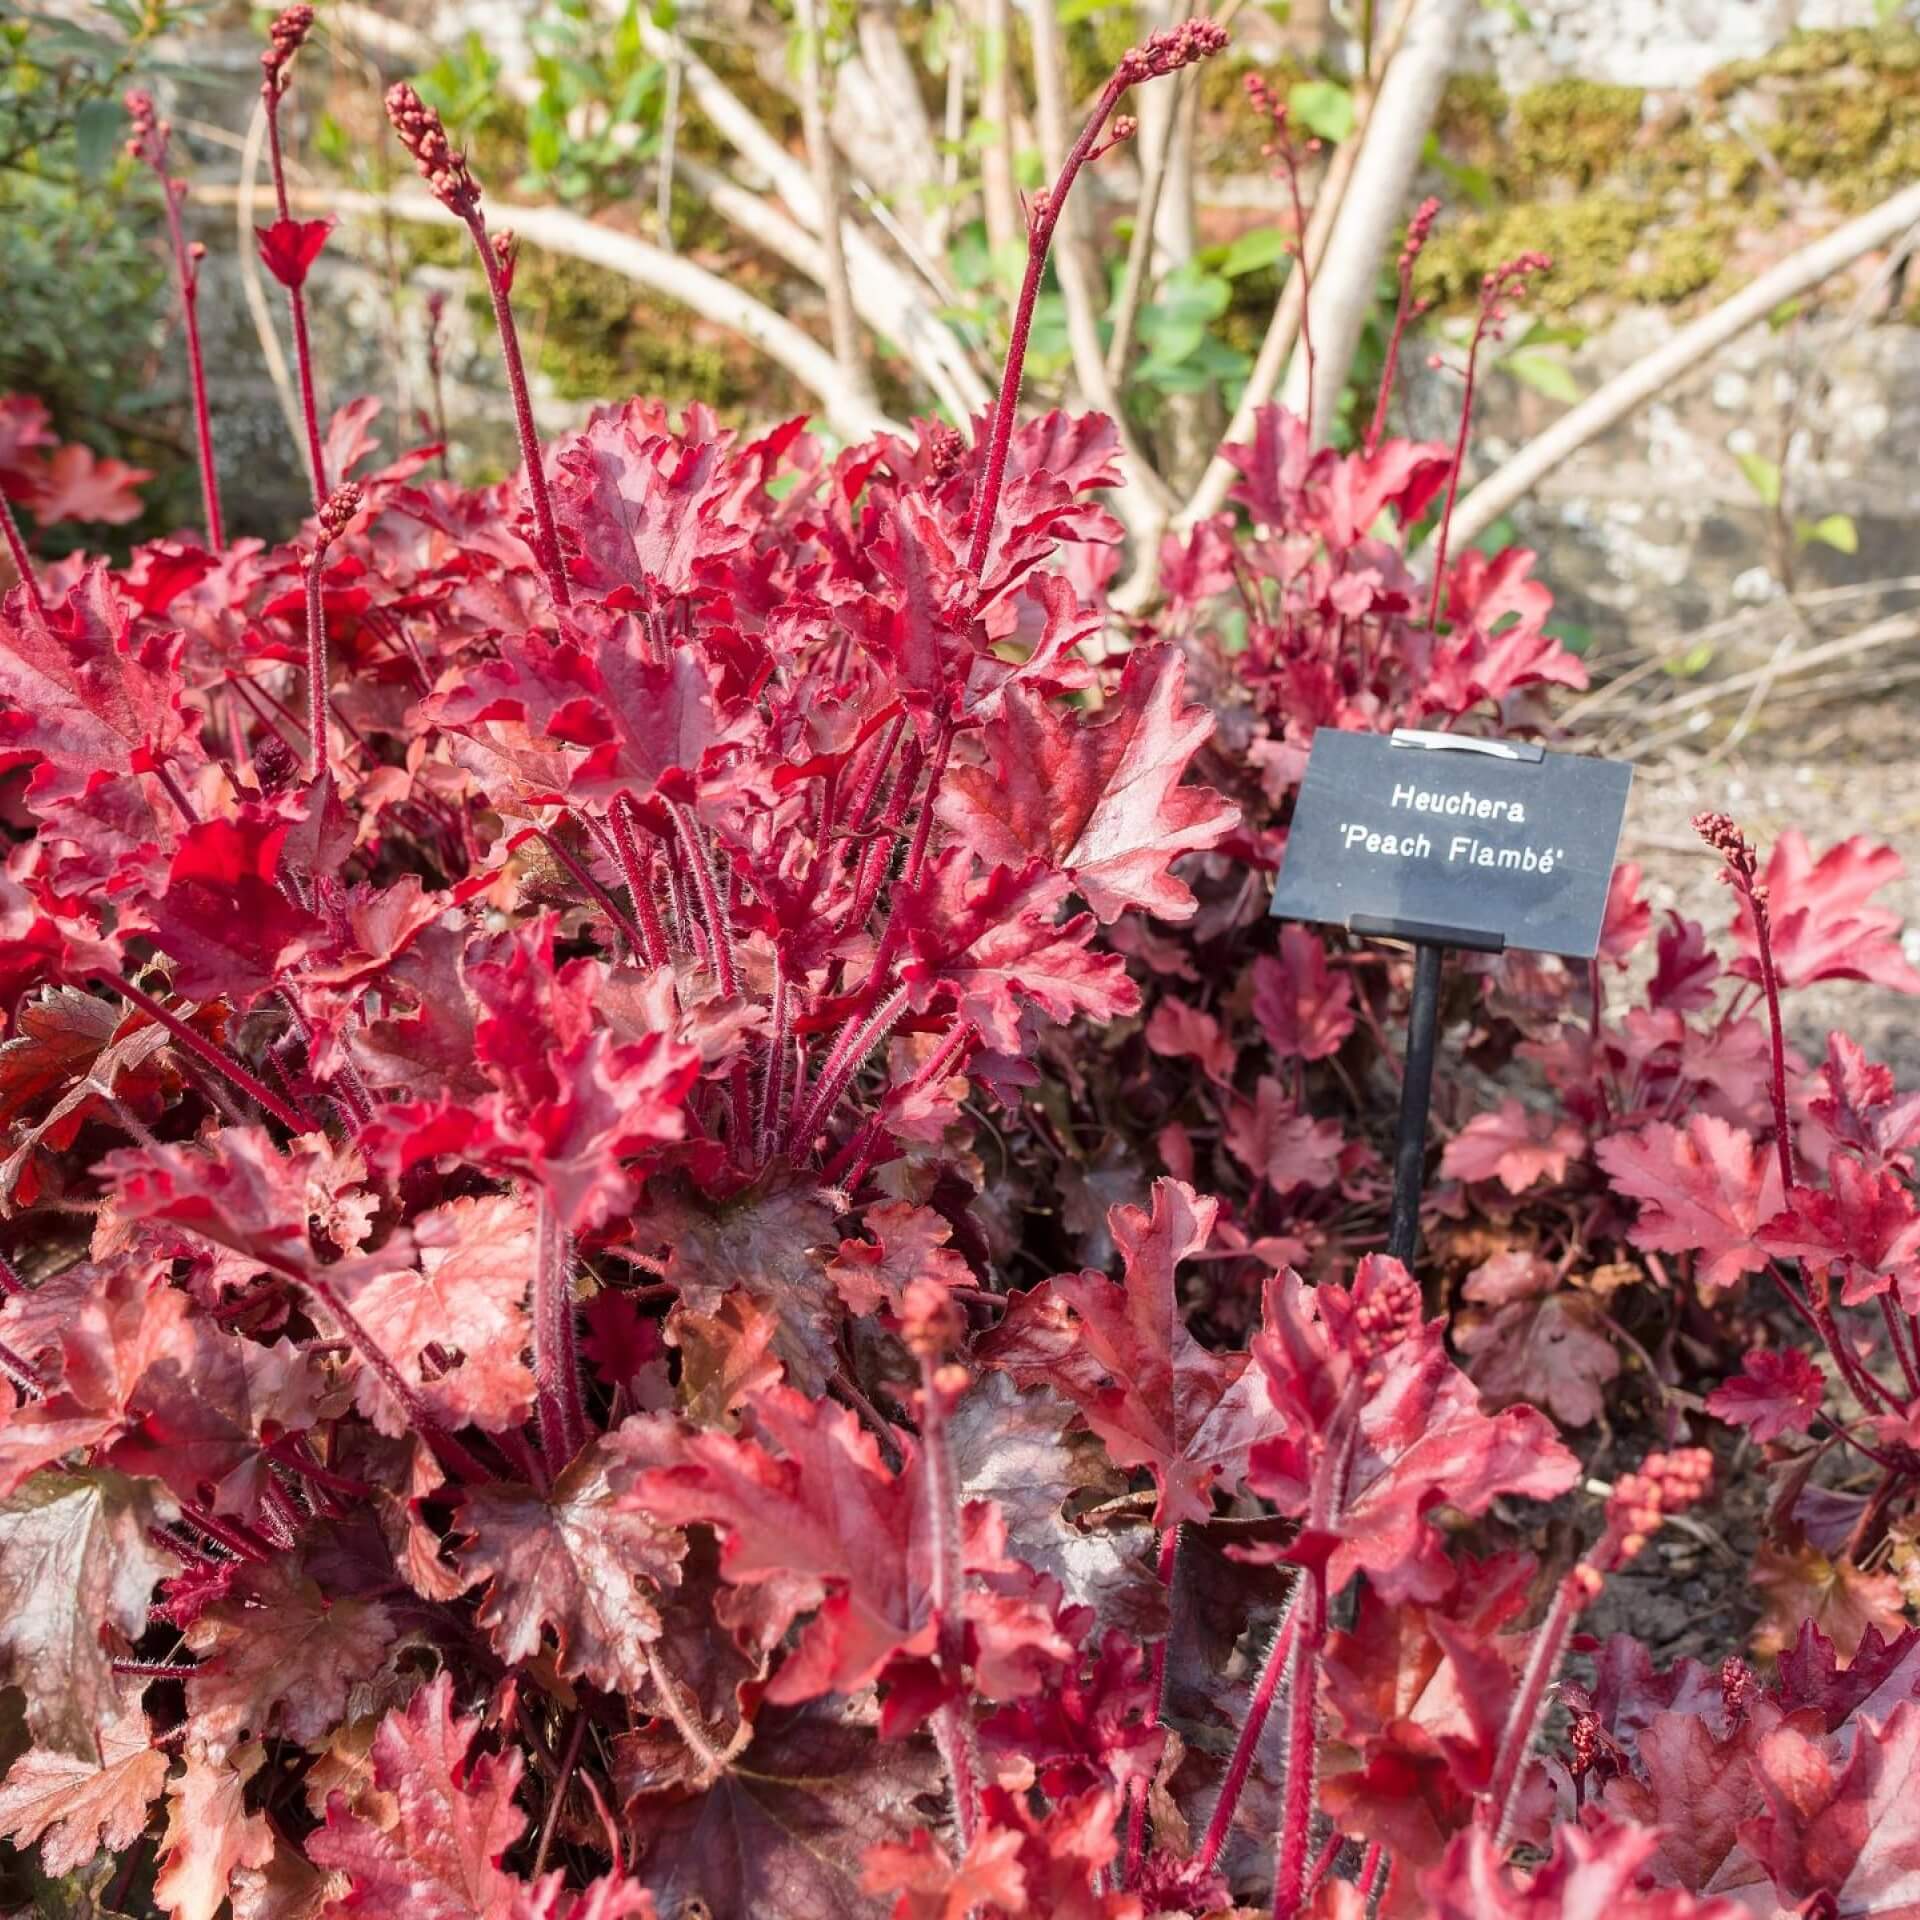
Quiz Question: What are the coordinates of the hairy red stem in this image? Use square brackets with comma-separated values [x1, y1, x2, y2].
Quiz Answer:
[540, 823, 647, 958]
[304, 545, 332, 784]
[1199, 1584, 1303, 1873]
[1121, 1524, 1182, 1885]
[1270, 1572, 1327, 1918]
[264, 90, 329, 506]
[158, 184, 224, 547]
[0, 491, 47, 625]
[668, 801, 739, 997]
[789, 984, 911, 1153]
[920, 1347, 983, 1847]
[1485, 1567, 1582, 1848]
[94, 971, 313, 1133]
[533, 1187, 588, 1469]
[1425, 330, 1485, 634]
[462, 208, 570, 607]
[611, 796, 671, 968]
[0, 1337, 45, 1400]
[965, 75, 1129, 582]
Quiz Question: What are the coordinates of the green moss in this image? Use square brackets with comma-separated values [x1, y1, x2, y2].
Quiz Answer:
[1418, 26, 1920, 319]
[1508, 78, 1644, 190]
[1415, 197, 1649, 317]
[509, 252, 733, 407]
[1437, 70, 1508, 167]
[1624, 222, 1730, 303]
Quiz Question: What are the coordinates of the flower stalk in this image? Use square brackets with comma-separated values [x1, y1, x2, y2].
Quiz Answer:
[126, 91, 223, 547]
[305, 482, 361, 786]
[385, 82, 570, 607]
[1483, 1449, 1712, 1848]
[532, 1186, 589, 1469]
[260, 5, 330, 507]
[964, 21, 1227, 583]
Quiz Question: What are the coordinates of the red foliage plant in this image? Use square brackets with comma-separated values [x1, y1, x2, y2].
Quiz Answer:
[1, 16, 1919, 1920]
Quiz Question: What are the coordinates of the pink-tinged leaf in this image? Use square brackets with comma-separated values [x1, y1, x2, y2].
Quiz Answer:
[1740, 1699, 1920, 1916]
[1250, 926, 1355, 1063]
[1599, 862, 1652, 964]
[1594, 1116, 1787, 1291]
[334, 1192, 537, 1435]
[1223, 1076, 1344, 1195]
[1649, 911, 1720, 1013]
[454, 1438, 684, 1693]
[827, 1202, 971, 1318]
[1751, 1541, 1911, 1662]
[363, 920, 697, 1233]
[979, 1179, 1273, 1527]
[638, 1177, 841, 1397]
[0, 1693, 166, 1876]
[1759, 1155, 1920, 1308]
[1441, 1097, 1586, 1195]
[185, 1561, 396, 1760]
[936, 645, 1240, 923]
[1144, 996, 1236, 1084]
[1731, 830, 1920, 994]
[619, 1699, 941, 1920]
[0, 563, 193, 804]
[900, 854, 1139, 1052]
[549, 401, 750, 597]
[309, 1672, 528, 1919]
[1247, 1261, 1578, 1602]
[143, 810, 326, 1005]
[109, 1317, 323, 1522]
[621, 1388, 971, 1702]
[1706, 1346, 1826, 1443]
[1810, 1033, 1920, 1175]
[0, 1468, 176, 1758]
[1457, 1287, 1622, 1429]
[253, 215, 334, 288]
[861, 1824, 1028, 1920]
[0, 392, 54, 483]
[1424, 1817, 1747, 1918]
[22, 442, 151, 525]
[321, 395, 384, 482]
[153, 1742, 275, 1920]
[103, 1126, 364, 1275]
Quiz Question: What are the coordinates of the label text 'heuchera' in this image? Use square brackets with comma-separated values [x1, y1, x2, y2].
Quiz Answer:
[1338, 784, 1564, 873]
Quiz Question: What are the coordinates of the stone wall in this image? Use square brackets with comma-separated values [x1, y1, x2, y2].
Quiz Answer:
[1466, 0, 1885, 89]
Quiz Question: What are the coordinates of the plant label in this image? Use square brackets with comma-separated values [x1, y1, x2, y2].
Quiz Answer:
[1269, 728, 1633, 958]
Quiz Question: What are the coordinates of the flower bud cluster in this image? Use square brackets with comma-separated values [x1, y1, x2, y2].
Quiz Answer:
[1118, 19, 1230, 85]
[1477, 250, 1552, 341]
[385, 82, 481, 218]
[124, 89, 170, 174]
[262, 5, 315, 94]
[1400, 197, 1442, 276]
[1351, 1259, 1421, 1361]
[317, 481, 364, 546]
[1606, 1446, 1713, 1563]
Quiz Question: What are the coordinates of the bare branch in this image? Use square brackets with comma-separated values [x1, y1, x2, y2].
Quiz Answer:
[633, 16, 993, 416]
[201, 182, 900, 443]
[794, 0, 875, 403]
[1277, 0, 1470, 433]
[1449, 180, 1920, 548]
[979, 0, 1023, 303]
[1171, 0, 1420, 532]
[1105, 64, 1186, 386]
[1025, 0, 1174, 526]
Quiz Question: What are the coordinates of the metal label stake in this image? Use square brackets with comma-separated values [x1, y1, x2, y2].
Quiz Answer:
[1271, 728, 1634, 1268]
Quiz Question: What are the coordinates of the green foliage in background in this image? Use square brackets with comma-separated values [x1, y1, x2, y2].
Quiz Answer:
[0, 1, 197, 544]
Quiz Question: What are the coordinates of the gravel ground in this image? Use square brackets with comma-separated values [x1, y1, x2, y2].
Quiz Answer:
[1612, 716, 1920, 1080]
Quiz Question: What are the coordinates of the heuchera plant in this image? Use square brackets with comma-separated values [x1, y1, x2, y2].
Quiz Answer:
[2, 14, 1920, 1920]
